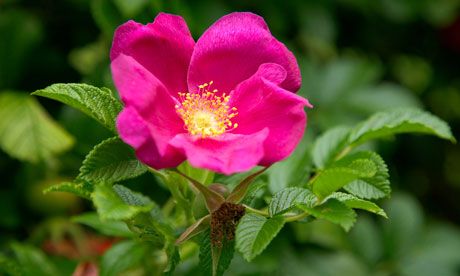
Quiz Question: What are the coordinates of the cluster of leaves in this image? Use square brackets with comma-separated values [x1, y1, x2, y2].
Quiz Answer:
[0, 82, 453, 275]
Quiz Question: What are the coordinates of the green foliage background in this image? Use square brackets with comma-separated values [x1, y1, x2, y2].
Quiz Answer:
[0, 0, 459, 275]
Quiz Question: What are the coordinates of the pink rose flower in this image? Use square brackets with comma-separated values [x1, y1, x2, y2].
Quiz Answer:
[111, 12, 312, 175]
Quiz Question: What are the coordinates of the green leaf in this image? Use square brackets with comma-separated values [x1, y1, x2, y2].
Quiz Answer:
[72, 212, 134, 237]
[0, 254, 21, 276]
[311, 154, 377, 200]
[92, 183, 154, 221]
[78, 137, 147, 183]
[43, 181, 93, 200]
[299, 199, 357, 231]
[0, 93, 74, 163]
[312, 126, 351, 168]
[349, 108, 456, 145]
[328, 192, 387, 218]
[100, 240, 149, 276]
[343, 151, 391, 199]
[11, 243, 59, 276]
[235, 213, 285, 261]
[199, 229, 234, 276]
[32, 83, 122, 132]
[269, 187, 317, 217]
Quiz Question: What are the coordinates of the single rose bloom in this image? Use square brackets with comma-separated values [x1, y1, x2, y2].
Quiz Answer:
[111, 12, 312, 175]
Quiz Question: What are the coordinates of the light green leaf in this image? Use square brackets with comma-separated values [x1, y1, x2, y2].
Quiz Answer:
[349, 108, 456, 145]
[72, 212, 134, 237]
[311, 155, 377, 200]
[312, 126, 351, 168]
[235, 213, 285, 261]
[43, 181, 93, 200]
[78, 137, 147, 183]
[92, 184, 153, 221]
[11, 243, 59, 276]
[299, 199, 357, 231]
[269, 187, 317, 217]
[100, 240, 149, 276]
[0, 254, 21, 276]
[199, 229, 234, 276]
[329, 192, 387, 217]
[0, 93, 74, 163]
[32, 83, 122, 132]
[343, 151, 391, 199]
[178, 161, 215, 185]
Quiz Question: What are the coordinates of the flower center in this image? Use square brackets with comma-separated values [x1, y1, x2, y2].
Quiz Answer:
[175, 81, 238, 138]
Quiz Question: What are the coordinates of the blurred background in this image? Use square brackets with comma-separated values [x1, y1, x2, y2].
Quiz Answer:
[0, 0, 459, 275]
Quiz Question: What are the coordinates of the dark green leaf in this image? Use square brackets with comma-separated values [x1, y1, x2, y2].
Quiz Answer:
[100, 240, 149, 276]
[11, 243, 59, 276]
[78, 137, 147, 183]
[199, 229, 235, 276]
[269, 187, 317, 216]
[235, 213, 285, 261]
[0, 93, 74, 163]
[299, 199, 357, 231]
[72, 212, 134, 237]
[32, 83, 122, 132]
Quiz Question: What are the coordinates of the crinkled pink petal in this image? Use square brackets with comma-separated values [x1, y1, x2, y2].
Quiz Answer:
[230, 63, 312, 165]
[169, 129, 269, 175]
[188, 12, 301, 94]
[112, 54, 185, 169]
[111, 13, 194, 96]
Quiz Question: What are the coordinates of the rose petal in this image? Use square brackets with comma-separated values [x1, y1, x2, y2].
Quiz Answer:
[230, 63, 312, 165]
[112, 54, 186, 169]
[117, 107, 185, 169]
[111, 13, 194, 95]
[169, 129, 269, 175]
[188, 12, 301, 94]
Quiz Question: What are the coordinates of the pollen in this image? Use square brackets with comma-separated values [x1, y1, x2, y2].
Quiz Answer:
[175, 81, 238, 138]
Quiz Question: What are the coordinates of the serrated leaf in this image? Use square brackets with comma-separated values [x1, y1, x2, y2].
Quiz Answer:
[199, 229, 234, 276]
[0, 92, 74, 163]
[100, 240, 149, 276]
[328, 192, 387, 218]
[11, 243, 59, 276]
[78, 137, 147, 183]
[92, 184, 153, 221]
[269, 187, 317, 217]
[299, 199, 357, 231]
[349, 108, 456, 145]
[241, 181, 267, 206]
[312, 126, 351, 168]
[235, 213, 285, 262]
[311, 155, 377, 200]
[343, 151, 391, 199]
[72, 212, 134, 237]
[43, 181, 93, 199]
[32, 83, 122, 132]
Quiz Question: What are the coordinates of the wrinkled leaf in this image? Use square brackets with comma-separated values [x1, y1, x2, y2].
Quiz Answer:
[235, 213, 285, 262]
[32, 83, 122, 132]
[299, 199, 357, 231]
[78, 137, 147, 183]
[269, 187, 317, 217]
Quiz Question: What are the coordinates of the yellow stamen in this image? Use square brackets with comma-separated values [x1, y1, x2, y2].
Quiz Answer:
[175, 81, 238, 138]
